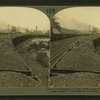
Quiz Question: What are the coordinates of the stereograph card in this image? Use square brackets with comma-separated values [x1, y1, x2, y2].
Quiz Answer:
[0, 4, 99, 96]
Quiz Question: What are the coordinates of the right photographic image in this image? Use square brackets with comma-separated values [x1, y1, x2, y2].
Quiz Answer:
[50, 7, 100, 87]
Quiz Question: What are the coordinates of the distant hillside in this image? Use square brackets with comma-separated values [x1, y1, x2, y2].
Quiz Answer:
[61, 18, 89, 32]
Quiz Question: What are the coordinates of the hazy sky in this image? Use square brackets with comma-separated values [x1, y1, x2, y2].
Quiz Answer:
[54, 7, 100, 31]
[0, 7, 50, 32]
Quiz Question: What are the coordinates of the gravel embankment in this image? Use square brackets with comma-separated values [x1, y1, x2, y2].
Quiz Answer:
[50, 72, 100, 87]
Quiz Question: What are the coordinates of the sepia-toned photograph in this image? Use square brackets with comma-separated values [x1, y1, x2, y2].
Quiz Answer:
[0, 7, 50, 87]
[50, 7, 100, 87]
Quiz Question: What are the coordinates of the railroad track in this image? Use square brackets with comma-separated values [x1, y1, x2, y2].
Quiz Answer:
[50, 45, 72, 68]
[50, 36, 84, 68]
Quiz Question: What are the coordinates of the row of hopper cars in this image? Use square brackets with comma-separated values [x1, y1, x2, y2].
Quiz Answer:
[51, 33, 80, 41]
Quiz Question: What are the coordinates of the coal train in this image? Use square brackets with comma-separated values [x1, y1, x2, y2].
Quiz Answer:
[51, 33, 81, 41]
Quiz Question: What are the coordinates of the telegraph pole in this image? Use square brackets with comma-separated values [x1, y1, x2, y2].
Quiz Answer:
[89, 24, 90, 33]
[36, 26, 37, 31]
[8, 23, 10, 31]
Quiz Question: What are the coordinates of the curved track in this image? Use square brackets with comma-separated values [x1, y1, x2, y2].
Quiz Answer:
[50, 36, 80, 68]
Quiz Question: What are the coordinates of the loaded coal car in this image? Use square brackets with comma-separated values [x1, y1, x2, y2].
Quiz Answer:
[51, 28, 81, 41]
[51, 33, 80, 41]
[51, 34, 62, 41]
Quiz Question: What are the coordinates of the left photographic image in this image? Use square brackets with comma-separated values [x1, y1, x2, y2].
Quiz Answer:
[0, 7, 50, 87]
